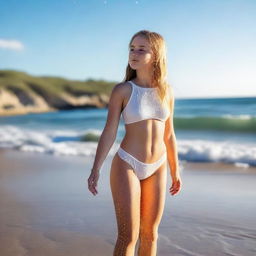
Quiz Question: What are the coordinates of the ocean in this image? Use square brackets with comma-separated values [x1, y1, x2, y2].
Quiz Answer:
[0, 96, 255, 167]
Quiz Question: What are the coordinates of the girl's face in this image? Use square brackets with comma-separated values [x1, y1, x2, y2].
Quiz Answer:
[128, 35, 154, 70]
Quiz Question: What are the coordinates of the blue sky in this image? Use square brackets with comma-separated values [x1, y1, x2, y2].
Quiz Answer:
[0, 0, 256, 98]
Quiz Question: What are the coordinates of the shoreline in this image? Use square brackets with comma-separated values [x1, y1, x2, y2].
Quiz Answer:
[1, 147, 256, 171]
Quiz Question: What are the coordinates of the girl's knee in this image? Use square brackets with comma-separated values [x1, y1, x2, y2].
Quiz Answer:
[139, 226, 159, 242]
[117, 230, 139, 245]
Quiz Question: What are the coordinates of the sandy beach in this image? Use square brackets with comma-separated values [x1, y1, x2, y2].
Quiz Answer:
[0, 149, 255, 256]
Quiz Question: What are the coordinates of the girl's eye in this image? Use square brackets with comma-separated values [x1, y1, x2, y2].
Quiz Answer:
[130, 49, 144, 51]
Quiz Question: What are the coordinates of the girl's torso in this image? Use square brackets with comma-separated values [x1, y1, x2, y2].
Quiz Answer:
[120, 80, 170, 163]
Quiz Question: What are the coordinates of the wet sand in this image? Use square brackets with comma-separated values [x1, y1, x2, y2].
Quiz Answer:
[0, 149, 255, 256]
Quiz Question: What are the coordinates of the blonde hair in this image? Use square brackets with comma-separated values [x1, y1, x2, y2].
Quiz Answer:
[123, 30, 172, 105]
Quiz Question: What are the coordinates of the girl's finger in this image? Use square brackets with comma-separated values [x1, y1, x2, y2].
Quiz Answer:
[91, 184, 98, 194]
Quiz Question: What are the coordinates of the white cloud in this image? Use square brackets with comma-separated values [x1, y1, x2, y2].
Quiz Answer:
[0, 39, 24, 51]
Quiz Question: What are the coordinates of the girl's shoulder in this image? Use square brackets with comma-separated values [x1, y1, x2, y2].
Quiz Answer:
[110, 81, 132, 98]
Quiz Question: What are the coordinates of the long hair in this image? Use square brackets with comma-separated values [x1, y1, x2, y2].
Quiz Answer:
[123, 30, 172, 105]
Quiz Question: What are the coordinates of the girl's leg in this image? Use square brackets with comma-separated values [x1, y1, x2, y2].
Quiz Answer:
[110, 153, 141, 256]
[138, 160, 167, 256]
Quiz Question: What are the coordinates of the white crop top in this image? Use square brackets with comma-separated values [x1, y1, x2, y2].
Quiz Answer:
[121, 80, 170, 124]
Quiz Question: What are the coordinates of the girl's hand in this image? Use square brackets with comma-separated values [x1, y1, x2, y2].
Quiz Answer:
[87, 169, 100, 196]
[169, 176, 182, 196]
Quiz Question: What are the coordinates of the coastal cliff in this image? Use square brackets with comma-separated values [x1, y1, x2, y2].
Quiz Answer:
[0, 70, 115, 116]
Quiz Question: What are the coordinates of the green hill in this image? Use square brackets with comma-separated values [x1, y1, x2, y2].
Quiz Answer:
[0, 69, 117, 116]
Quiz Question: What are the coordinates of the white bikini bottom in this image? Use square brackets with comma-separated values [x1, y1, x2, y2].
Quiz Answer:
[117, 147, 167, 180]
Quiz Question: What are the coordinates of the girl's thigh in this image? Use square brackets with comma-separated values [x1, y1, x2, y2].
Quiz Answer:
[110, 153, 141, 239]
[139, 160, 167, 234]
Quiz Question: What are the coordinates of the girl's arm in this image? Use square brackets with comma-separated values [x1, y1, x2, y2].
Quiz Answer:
[163, 86, 180, 180]
[91, 83, 124, 172]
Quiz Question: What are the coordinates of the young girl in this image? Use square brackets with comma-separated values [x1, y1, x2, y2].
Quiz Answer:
[87, 30, 182, 256]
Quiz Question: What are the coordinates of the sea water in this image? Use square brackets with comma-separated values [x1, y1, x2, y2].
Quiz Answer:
[0, 96, 255, 167]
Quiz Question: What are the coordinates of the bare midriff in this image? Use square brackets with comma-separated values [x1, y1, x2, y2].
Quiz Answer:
[119, 119, 167, 163]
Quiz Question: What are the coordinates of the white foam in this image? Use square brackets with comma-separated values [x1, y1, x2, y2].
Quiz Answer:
[221, 114, 252, 120]
[234, 162, 250, 168]
[0, 125, 255, 167]
[0, 125, 111, 157]
[177, 139, 256, 167]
